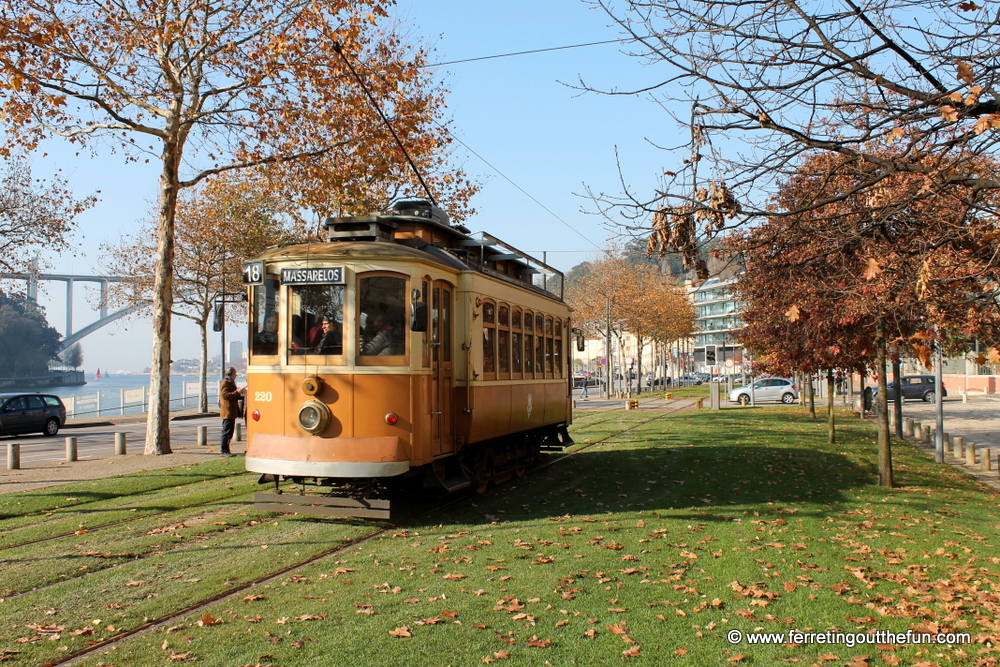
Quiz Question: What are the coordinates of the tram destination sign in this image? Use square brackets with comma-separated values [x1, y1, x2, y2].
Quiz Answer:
[279, 266, 345, 285]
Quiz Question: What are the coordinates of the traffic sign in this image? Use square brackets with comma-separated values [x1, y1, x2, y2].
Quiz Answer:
[625, 356, 634, 367]
[600, 357, 608, 366]
[725, 358, 734, 369]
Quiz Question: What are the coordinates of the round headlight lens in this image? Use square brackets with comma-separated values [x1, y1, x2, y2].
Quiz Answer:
[297, 400, 331, 435]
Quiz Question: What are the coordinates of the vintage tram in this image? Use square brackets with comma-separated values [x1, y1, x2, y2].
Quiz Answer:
[241, 200, 577, 518]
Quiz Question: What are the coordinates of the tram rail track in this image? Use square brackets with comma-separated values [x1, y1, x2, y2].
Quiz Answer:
[9, 407, 688, 666]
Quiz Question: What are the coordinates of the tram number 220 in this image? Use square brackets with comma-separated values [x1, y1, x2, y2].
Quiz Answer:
[254, 391, 273, 402]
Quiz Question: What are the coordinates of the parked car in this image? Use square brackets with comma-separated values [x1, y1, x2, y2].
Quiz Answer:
[873, 375, 946, 403]
[729, 378, 799, 405]
[677, 375, 703, 385]
[0, 393, 67, 437]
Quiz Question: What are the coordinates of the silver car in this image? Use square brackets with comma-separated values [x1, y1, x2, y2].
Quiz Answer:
[729, 378, 798, 405]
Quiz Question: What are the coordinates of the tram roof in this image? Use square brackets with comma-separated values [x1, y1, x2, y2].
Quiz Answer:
[255, 200, 566, 301]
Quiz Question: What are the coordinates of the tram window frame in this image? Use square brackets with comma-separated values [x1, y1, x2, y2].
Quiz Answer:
[286, 282, 346, 365]
[497, 303, 510, 379]
[250, 275, 281, 358]
[511, 307, 522, 380]
[481, 298, 496, 379]
[357, 271, 408, 366]
[553, 318, 563, 378]
[523, 309, 534, 378]
[421, 277, 430, 369]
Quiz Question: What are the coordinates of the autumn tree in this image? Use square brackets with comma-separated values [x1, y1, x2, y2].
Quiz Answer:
[0, 157, 94, 277]
[103, 174, 296, 412]
[0, 0, 474, 454]
[726, 150, 1000, 486]
[592, 0, 1000, 277]
[567, 253, 693, 395]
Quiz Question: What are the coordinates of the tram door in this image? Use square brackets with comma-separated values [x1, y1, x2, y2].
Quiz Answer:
[431, 281, 454, 456]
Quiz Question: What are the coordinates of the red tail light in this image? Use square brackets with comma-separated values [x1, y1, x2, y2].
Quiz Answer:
[791, 384, 798, 390]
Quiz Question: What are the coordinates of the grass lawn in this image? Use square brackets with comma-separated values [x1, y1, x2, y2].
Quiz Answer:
[2, 406, 998, 666]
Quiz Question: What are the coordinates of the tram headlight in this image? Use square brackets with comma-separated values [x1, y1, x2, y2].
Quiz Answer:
[297, 399, 331, 435]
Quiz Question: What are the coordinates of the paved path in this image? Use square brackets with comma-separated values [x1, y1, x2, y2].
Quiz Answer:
[0, 412, 243, 494]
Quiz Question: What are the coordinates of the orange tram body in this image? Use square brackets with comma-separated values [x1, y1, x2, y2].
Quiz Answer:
[242, 201, 576, 519]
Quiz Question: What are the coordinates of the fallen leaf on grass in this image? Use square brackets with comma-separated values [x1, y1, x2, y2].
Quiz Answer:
[442, 573, 466, 581]
[727, 654, 746, 662]
[389, 626, 412, 638]
[607, 623, 629, 635]
[196, 614, 222, 627]
[622, 645, 641, 658]
[244, 595, 265, 603]
[675, 647, 690, 655]
[583, 628, 598, 638]
[526, 636, 551, 647]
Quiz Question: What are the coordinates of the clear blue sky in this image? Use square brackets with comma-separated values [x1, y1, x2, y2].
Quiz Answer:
[29, 0, 682, 373]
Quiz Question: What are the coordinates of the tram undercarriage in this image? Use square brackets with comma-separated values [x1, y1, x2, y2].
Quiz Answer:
[252, 424, 574, 519]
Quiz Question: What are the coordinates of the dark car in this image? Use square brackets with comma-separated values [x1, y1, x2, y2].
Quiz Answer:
[876, 375, 946, 403]
[0, 393, 67, 437]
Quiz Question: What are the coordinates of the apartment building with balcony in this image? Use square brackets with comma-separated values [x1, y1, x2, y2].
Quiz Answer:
[691, 275, 745, 375]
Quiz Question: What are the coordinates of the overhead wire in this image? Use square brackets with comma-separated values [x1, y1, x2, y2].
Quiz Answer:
[345, 34, 657, 255]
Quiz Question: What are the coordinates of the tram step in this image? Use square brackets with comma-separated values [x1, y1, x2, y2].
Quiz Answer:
[254, 493, 390, 520]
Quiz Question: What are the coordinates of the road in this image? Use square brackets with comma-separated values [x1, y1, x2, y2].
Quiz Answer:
[0, 415, 235, 469]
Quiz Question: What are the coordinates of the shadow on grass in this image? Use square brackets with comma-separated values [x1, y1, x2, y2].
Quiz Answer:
[409, 442, 873, 527]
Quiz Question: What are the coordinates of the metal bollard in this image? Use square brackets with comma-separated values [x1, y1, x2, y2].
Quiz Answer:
[955, 436, 965, 459]
[922, 425, 931, 444]
[65, 436, 78, 462]
[236, 421, 243, 442]
[903, 418, 913, 438]
[944, 433, 951, 453]
[115, 432, 126, 455]
[7, 443, 19, 470]
[967, 441, 977, 467]
[912, 421, 921, 440]
[197, 425, 208, 447]
[983, 448, 993, 472]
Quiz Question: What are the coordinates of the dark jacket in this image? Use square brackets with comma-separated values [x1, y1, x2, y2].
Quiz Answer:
[219, 376, 242, 419]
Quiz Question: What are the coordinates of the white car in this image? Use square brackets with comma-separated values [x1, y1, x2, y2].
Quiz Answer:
[729, 378, 798, 405]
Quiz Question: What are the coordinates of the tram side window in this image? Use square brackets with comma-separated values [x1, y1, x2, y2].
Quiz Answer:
[251, 276, 280, 356]
[523, 310, 534, 377]
[497, 304, 510, 376]
[359, 274, 406, 357]
[553, 318, 562, 377]
[545, 316, 554, 374]
[511, 307, 522, 378]
[290, 284, 345, 356]
[534, 314, 544, 374]
[482, 300, 496, 376]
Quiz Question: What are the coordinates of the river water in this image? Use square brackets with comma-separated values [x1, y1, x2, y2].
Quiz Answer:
[2, 373, 224, 417]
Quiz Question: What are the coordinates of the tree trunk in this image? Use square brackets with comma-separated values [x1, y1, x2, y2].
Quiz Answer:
[826, 368, 835, 444]
[144, 138, 181, 456]
[198, 320, 209, 413]
[875, 326, 894, 487]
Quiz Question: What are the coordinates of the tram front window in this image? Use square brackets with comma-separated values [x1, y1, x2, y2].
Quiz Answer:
[289, 284, 345, 356]
[250, 276, 280, 356]
[359, 275, 406, 357]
